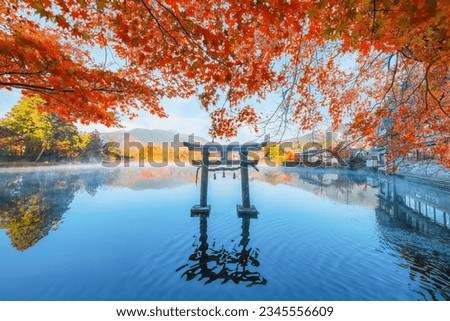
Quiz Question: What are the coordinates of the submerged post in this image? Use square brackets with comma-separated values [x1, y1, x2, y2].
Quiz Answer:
[199, 149, 209, 207]
[240, 149, 250, 208]
[184, 142, 211, 216]
[237, 143, 260, 218]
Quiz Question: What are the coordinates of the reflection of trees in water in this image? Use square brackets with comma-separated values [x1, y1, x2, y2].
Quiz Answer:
[110, 167, 197, 190]
[0, 170, 114, 251]
[259, 169, 450, 299]
[297, 171, 368, 192]
[255, 169, 377, 207]
[177, 215, 266, 287]
[376, 177, 450, 300]
[260, 169, 369, 189]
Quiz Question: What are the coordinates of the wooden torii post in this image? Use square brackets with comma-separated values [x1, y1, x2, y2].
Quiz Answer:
[183, 141, 267, 218]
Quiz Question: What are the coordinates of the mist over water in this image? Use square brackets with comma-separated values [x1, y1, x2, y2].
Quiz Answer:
[0, 166, 449, 300]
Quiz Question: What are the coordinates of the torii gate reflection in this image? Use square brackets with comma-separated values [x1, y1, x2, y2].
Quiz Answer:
[177, 212, 266, 286]
[177, 141, 267, 286]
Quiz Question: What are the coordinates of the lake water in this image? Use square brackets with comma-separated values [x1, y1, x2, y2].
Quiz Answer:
[0, 165, 449, 300]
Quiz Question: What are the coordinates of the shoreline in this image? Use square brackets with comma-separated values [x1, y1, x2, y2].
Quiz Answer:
[396, 172, 450, 190]
[1, 160, 449, 190]
[0, 161, 105, 172]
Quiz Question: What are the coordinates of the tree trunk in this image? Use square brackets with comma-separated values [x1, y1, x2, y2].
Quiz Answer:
[35, 141, 48, 162]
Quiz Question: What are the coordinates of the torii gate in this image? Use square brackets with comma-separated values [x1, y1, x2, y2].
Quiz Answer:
[183, 141, 267, 218]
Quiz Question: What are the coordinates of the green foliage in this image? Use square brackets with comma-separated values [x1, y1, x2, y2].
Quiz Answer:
[0, 95, 51, 156]
[79, 130, 104, 161]
[0, 95, 103, 162]
[267, 145, 291, 164]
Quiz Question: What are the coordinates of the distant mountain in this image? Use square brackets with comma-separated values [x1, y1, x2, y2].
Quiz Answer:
[100, 128, 209, 144]
[282, 124, 351, 144]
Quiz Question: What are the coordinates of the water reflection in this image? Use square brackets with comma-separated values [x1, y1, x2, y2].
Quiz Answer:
[375, 176, 450, 300]
[377, 176, 450, 232]
[177, 213, 266, 287]
[258, 169, 379, 208]
[258, 169, 450, 300]
[0, 169, 114, 250]
[1, 166, 449, 300]
[110, 167, 195, 190]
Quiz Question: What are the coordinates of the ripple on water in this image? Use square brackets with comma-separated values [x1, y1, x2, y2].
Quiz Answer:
[2, 167, 450, 301]
[377, 224, 450, 300]
[123, 232, 190, 298]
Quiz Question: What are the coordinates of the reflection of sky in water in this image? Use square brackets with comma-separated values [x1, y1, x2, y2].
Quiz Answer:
[0, 166, 449, 300]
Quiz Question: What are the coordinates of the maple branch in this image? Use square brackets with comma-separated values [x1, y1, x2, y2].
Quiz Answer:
[255, 0, 283, 20]
[139, 0, 180, 46]
[153, 0, 226, 66]
[424, 63, 450, 119]
[372, 0, 377, 35]
[259, 44, 304, 139]
[339, 135, 367, 152]
[0, 81, 61, 92]
[381, 52, 399, 102]
[1, 70, 46, 76]
[393, 57, 424, 106]
[399, 46, 423, 63]
[349, 51, 384, 88]
[0, 59, 52, 77]
[103, 46, 108, 69]
[0, 81, 127, 94]
[105, 45, 121, 67]
[374, 9, 408, 12]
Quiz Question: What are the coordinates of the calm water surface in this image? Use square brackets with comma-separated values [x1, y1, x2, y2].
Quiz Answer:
[0, 165, 449, 300]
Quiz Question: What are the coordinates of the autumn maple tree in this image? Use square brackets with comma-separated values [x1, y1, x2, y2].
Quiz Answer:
[1, 0, 449, 167]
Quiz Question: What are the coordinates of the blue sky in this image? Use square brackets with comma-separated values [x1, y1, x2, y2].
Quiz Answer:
[0, 86, 340, 143]
[0, 88, 267, 142]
